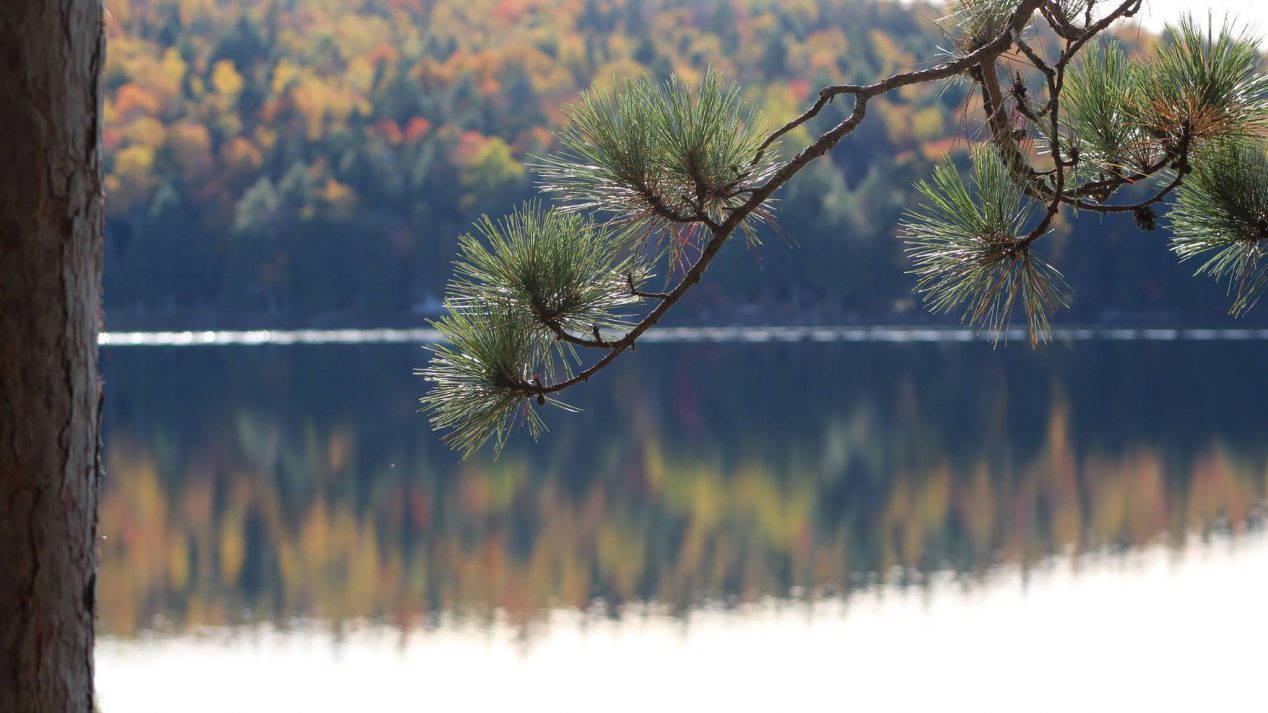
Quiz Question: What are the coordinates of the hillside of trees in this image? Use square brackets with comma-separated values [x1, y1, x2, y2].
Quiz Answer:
[103, 0, 1263, 328]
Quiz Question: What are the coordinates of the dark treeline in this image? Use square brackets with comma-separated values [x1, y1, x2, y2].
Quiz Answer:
[103, 0, 1262, 328]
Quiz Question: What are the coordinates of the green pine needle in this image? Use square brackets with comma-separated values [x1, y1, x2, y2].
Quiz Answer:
[901, 147, 1070, 346]
[1139, 16, 1268, 147]
[451, 201, 648, 338]
[420, 303, 555, 458]
[1064, 39, 1154, 172]
[421, 203, 649, 457]
[533, 69, 777, 247]
[939, 0, 1021, 53]
[1169, 141, 1268, 316]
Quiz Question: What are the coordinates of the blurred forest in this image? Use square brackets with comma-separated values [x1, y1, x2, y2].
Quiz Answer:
[103, 0, 1263, 328]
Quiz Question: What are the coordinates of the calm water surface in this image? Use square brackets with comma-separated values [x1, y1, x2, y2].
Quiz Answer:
[94, 336, 1268, 710]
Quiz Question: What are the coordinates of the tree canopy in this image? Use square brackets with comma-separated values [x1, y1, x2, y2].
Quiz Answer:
[107, 0, 1239, 327]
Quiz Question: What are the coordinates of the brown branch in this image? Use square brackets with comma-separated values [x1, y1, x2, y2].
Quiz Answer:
[750, 0, 1044, 167]
[1038, 3, 1081, 40]
[1073, 123, 1191, 213]
[523, 226, 734, 395]
[1020, 35, 1071, 248]
[524, 0, 1160, 399]
[1071, 154, 1173, 195]
[627, 272, 669, 300]
[638, 185, 697, 224]
[975, 61, 1051, 208]
[1072, 170, 1185, 213]
[1015, 39, 1053, 80]
[979, 58, 1017, 153]
[1052, 0, 1143, 73]
[543, 319, 610, 349]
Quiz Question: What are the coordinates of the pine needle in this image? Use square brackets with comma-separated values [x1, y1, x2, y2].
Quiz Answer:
[900, 147, 1070, 346]
[1169, 141, 1268, 316]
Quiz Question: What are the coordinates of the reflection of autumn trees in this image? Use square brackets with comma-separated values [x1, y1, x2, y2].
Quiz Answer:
[98, 343, 1268, 636]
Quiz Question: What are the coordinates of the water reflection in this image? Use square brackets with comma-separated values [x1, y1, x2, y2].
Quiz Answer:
[94, 535, 1268, 712]
[98, 340, 1268, 637]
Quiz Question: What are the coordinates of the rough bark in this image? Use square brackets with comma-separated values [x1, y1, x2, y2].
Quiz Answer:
[0, 1, 105, 711]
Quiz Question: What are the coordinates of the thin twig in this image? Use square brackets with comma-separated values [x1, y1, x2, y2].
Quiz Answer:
[526, 0, 1156, 397]
[750, 0, 1045, 167]
[628, 272, 670, 300]
[523, 226, 734, 395]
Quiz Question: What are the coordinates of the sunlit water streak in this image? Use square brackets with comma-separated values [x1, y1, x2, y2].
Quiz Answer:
[98, 325, 1268, 346]
[96, 528, 1268, 713]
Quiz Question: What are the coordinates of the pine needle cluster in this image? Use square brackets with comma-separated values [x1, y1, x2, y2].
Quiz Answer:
[911, 13, 1268, 344]
[421, 303, 559, 456]
[1061, 16, 1268, 316]
[1065, 17, 1268, 171]
[423, 70, 775, 456]
[1064, 40, 1152, 171]
[420, 203, 649, 455]
[451, 205, 646, 336]
[534, 68, 778, 253]
[1170, 142, 1268, 315]
[940, 0, 1022, 52]
[1140, 17, 1268, 146]
[901, 147, 1070, 346]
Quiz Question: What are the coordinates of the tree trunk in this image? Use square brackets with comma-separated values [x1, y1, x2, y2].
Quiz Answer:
[0, 2, 105, 711]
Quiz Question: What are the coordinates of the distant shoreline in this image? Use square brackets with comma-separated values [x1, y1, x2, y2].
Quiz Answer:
[98, 324, 1268, 347]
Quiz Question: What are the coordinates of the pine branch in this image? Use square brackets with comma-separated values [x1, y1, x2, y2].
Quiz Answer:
[419, 303, 571, 457]
[1170, 141, 1268, 316]
[423, 2, 1268, 456]
[901, 146, 1070, 346]
[449, 202, 648, 342]
[1063, 39, 1152, 172]
[1140, 16, 1268, 146]
[533, 68, 779, 254]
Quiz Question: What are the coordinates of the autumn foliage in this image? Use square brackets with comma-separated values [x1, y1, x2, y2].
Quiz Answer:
[102, 0, 1249, 326]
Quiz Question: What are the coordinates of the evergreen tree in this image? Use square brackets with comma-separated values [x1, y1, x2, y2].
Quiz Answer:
[422, 1, 1268, 455]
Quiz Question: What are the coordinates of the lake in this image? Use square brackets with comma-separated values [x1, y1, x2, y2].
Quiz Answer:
[94, 333, 1268, 711]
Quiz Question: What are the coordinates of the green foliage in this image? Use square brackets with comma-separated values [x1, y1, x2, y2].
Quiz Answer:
[534, 69, 778, 250]
[901, 148, 1069, 345]
[421, 302, 560, 457]
[1052, 0, 1099, 26]
[1157, 16, 1268, 317]
[939, 0, 1018, 52]
[427, 70, 787, 454]
[534, 77, 663, 222]
[1139, 16, 1268, 146]
[1169, 142, 1268, 316]
[422, 203, 651, 455]
[427, 69, 787, 454]
[451, 203, 647, 336]
[1063, 16, 1268, 180]
[1064, 40, 1150, 171]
